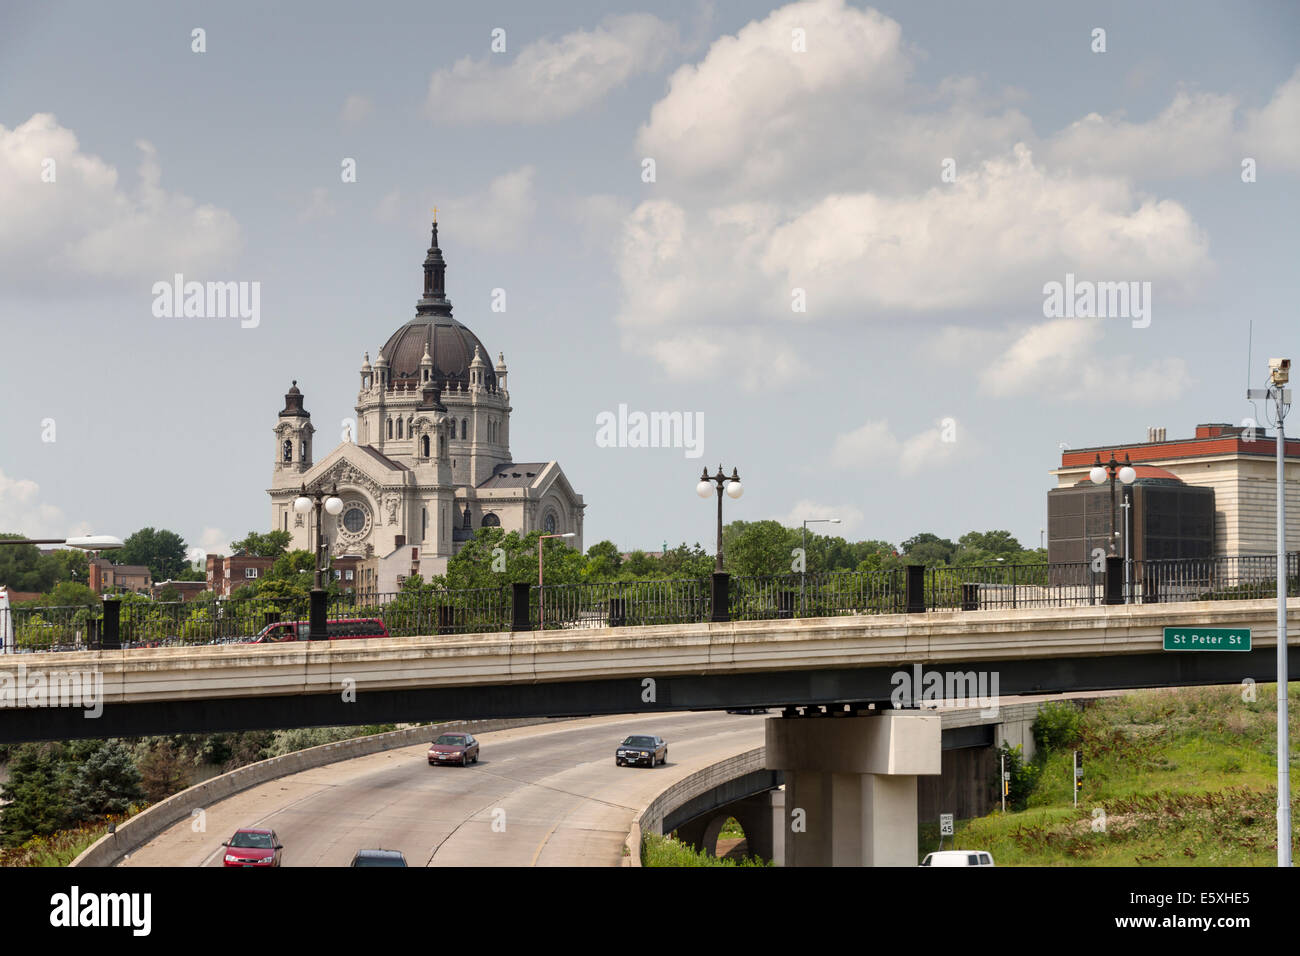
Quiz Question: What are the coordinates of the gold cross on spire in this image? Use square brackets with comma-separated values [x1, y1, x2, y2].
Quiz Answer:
[431, 205, 438, 223]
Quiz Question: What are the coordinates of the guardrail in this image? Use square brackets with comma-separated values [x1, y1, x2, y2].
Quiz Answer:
[7, 553, 1298, 652]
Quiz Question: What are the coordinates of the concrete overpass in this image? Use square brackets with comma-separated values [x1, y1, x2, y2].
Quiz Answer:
[0, 597, 1293, 742]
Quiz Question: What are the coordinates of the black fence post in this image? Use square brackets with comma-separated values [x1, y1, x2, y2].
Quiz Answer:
[1104, 555, 1123, 605]
[608, 597, 627, 627]
[961, 582, 980, 611]
[905, 565, 926, 613]
[710, 572, 730, 623]
[777, 590, 795, 619]
[437, 604, 454, 635]
[102, 598, 120, 650]
[511, 582, 532, 631]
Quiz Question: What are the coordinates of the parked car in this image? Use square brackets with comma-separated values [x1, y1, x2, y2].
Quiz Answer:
[615, 735, 667, 767]
[427, 732, 479, 766]
[350, 849, 407, 867]
[920, 850, 995, 867]
[248, 618, 389, 643]
[221, 828, 283, 867]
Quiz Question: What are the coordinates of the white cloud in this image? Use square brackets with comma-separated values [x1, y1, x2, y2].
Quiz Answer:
[0, 469, 90, 540]
[374, 188, 403, 224]
[0, 114, 242, 286]
[1244, 66, 1300, 171]
[340, 94, 373, 125]
[439, 166, 537, 251]
[828, 419, 957, 475]
[612, 1, 1215, 386]
[427, 14, 679, 123]
[778, 500, 865, 535]
[978, 317, 1194, 401]
[192, 527, 230, 562]
[299, 187, 337, 223]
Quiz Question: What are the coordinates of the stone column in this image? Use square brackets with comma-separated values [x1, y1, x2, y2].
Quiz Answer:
[766, 712, 941, 866]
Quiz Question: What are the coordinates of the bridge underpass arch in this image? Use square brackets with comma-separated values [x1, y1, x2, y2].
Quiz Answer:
[673, 797, 774, 861]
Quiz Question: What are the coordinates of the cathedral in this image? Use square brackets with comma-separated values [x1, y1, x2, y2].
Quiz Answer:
[268, 219, 585, 590]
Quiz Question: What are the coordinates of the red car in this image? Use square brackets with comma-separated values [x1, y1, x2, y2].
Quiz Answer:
[249, 619, 389, 643]
[222, 828, 283, 867]
[427, 732, 479, 766]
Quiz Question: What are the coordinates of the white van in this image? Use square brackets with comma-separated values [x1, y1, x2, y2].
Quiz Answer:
[920, 850, 995, 866]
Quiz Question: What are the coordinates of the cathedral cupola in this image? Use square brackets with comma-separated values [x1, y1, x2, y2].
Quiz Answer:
[416, 218, 452, 317]
[469, 345, 487, 390]
[360, 351, 372, 391]
[495, 351, 508, 391]
[420, 343, 434, 384]
[274, 380, 314, 472]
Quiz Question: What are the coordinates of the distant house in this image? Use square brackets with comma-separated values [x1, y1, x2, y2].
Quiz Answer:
[150, 580, 208, 602]
[88, 559, 152, 595]
[206, 554, 275, 598]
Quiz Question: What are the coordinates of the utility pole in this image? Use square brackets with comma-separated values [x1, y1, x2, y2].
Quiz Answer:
[1248, 357, 1291, 868]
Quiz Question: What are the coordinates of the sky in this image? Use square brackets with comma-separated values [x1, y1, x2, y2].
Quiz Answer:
[1, 0, 1298, 561]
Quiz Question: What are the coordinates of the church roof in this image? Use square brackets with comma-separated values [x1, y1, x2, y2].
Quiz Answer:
[379, 220, 496, 389]
[358, 444, 409, 472]
[477, 462, 549, 488]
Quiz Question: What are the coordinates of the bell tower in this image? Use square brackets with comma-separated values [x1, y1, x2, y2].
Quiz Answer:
[274, 380, 314, 474]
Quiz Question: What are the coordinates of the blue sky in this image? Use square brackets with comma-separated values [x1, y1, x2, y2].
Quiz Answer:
[1, 0, 1297, 560]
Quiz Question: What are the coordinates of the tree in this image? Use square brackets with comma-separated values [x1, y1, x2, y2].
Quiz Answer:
[230, 530, 292, 558]
[900, 532, 957, 566]
[38, 581, 99, 608]
[0, 534, 58, 592]
[137, 742, 189, 803]
[0, 743, 72, 846]
[722, 520, 801, 576]
[67, 740, 145, 820]
[957, 530, 1023, 557]
[584, 541, 623, 580]
[115, 528, 189, 581]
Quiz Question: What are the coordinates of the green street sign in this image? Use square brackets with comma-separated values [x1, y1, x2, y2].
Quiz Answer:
[1163, 627, 1251, 651]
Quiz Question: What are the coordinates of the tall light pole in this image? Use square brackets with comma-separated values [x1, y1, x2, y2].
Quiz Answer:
[1089, 453, 1137, 554]
[293, 482, 343, 640]
[538, 532, 576, 630]
[1249, 357, 1292, 868]
[1120, 495, 1132, 603]
[698, 466, 743, 623]
[801, 517, 840, 614]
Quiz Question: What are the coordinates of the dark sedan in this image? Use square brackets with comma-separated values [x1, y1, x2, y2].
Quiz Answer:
[428, 732, 479, 766]
[615, 735, 667, 768]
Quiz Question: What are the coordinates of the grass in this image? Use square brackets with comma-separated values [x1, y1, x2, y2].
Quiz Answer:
[642, 832, 771, 867]
[0, 817, 125, 867]
[921, 683, 1300, 866]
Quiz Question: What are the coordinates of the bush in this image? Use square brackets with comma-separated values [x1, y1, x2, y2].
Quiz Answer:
[1034, 701, 1083, 753]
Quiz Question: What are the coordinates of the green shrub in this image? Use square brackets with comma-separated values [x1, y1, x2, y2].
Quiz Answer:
[1034, 700, 1083, 753]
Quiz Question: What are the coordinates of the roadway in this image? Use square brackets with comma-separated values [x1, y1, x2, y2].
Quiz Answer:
[120, 711, 766, 867]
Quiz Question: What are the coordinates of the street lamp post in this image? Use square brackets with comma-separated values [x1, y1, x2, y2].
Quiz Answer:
[697, 466, 744, 572]
[1090, 453, 1137, 606]
[1249, 357, 1292, 868]
[801, 517, 840, 615]
[293, 482, 343, 640]
[1120, 495, 1132, 603]
[538, 532, 576, 630]
[697, 466, 743, 623]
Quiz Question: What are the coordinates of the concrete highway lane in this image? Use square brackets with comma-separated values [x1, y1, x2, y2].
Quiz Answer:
[121, 711, 767, 867]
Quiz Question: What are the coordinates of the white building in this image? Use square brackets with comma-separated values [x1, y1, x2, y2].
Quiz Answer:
[268, 220, 584, 590]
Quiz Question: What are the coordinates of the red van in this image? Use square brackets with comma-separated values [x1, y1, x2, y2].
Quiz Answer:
[249, 618, 389, 643]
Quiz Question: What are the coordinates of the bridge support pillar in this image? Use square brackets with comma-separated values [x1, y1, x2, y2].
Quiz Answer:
[767, 712, 941, 866]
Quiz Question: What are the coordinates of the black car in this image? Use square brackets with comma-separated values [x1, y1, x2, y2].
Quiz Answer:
[350, 849, 407, 867]
[615, 735, 667, 767]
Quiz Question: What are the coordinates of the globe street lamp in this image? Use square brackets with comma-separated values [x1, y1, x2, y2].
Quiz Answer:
[294, 482, 343, 640]
[538, 532, 576, 630]
[801, 517, 840, 614]
[697, 466, 743, 573]
[1089, 453, 1136, 555]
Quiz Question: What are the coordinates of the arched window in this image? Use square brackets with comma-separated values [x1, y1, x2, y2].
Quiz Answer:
[543, 513, 557, 534]
[421, 435, 430, 457]
[439, 435, 445, 456]
[408, 417, 414, 437]
[481, 512, 500, 527]
[282, 440, 292, 462]
[396, 418, 403, 438]
[461, 419, 467, 440]
[300, 441, 307, 461]
[387, 417, 393, 439]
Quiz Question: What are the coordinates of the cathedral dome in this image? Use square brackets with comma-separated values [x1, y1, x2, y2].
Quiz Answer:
[380, 315, 495, 389]
[380, 219, 495, 389]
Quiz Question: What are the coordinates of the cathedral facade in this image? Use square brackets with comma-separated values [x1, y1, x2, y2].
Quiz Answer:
[268, 220, 585, 590]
